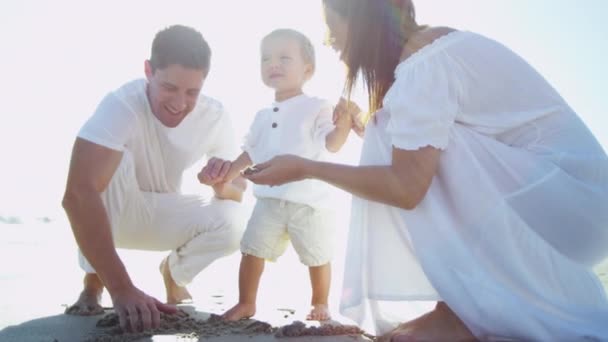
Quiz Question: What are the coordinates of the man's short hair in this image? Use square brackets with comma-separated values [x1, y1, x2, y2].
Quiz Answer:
[149, 25, 211, 74]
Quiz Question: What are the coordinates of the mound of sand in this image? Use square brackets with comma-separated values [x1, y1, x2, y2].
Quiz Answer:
[88, 309, 372, 341]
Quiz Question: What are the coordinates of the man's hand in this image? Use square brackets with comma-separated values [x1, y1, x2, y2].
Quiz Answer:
[110, 285, 177, 333]
[198, 157, 232, 185]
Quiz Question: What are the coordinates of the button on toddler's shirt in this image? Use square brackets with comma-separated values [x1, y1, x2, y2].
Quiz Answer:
[272, 107, 279, 128]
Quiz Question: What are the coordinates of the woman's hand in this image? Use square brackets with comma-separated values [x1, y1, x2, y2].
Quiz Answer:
[243, 155, 311, 186]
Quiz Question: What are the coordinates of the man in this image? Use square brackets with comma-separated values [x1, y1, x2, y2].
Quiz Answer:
[62, 25, 246, 332]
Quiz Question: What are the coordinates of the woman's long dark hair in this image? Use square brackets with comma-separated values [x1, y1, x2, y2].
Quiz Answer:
[323, 0, 421, 115]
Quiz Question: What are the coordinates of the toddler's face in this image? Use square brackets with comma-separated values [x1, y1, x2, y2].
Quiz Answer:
[260, 36, 312, 93]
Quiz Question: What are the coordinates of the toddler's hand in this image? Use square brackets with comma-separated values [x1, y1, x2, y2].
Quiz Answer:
[198, 157, 232, 185]
[334, 97, 365, 136]
[333, 99, 353, 130]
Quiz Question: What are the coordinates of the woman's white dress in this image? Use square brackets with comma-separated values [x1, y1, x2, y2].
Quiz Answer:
[340, 31, 608, 341]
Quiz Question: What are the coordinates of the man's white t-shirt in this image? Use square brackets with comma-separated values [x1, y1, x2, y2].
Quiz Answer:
[78, 79, 237, 193]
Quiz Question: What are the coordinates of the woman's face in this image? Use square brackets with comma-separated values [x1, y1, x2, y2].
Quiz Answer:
[324, 5, 348, 54]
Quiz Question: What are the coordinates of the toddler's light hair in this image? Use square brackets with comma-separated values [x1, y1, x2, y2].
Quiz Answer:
[262, 28, 316, 73]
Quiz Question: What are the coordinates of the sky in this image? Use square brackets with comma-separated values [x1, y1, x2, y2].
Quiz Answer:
[0, 0, 607, 217]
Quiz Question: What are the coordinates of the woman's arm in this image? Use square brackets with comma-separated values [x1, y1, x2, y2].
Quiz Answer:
[246, 146, 441, 210]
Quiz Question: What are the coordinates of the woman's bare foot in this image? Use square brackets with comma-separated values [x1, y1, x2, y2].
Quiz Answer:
[160, 258, 193, 304]
[306, 304, 331, 321]
[379, 302, 477, 342]
[222, 303, 256, 321]
[65, 273, 105, 316]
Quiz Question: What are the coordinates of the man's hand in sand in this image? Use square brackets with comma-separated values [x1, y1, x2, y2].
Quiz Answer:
[110, 285, 177, 333]
[242, 155, 309, 187]
[198, 157, 232, 185]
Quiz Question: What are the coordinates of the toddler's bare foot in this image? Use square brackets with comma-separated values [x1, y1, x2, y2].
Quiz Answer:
[160, 258, 193, 304]
[222, 303, 256, 321]
[306, 304, 331, 321]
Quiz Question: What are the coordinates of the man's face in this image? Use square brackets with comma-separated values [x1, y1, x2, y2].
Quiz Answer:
[145, 62, 206, 128]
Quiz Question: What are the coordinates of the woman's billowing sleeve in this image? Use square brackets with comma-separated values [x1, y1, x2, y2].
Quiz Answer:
[384, 57, 461, 151]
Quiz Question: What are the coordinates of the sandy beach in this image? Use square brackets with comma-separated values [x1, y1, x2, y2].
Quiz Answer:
[0, 204, 377, 342]
[0, 306, 372, 342]
[1, 215, 607, 342]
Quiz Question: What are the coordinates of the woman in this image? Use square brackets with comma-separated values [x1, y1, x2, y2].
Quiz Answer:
[244, 0, 608, 340]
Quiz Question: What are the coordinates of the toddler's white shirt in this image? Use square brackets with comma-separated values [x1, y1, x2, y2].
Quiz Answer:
[242, 94, 335, 209]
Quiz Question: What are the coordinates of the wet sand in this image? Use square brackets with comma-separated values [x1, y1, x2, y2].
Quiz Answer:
[88, 307, 372, 342]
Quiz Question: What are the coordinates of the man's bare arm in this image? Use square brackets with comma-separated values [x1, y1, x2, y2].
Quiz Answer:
[62, 138, 132, 292]
[62, 138, 175, 332]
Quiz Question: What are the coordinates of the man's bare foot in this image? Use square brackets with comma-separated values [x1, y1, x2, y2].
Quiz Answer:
[306, 304, 331, 321]
[222, 303, 256, 321]
[379, 302, 477, 342]
[65, 273, 104, 316]
[160, 258, 193, 304]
